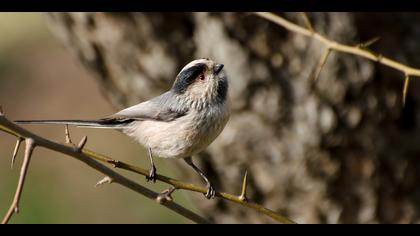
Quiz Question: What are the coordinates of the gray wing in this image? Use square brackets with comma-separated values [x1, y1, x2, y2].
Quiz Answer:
[104, 91, 189, 122]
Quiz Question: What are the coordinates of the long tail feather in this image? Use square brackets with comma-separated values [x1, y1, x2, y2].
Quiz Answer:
[14, 119, 127, 129]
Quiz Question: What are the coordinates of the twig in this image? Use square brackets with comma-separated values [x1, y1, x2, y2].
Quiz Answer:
[254, 12, 420, 78]
[0, 115, 295, 224]
[2, 138, 35, 224]
[0, 115, 209, 224]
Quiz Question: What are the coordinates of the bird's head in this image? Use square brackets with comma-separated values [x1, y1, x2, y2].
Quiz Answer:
[171, 58, 228, 108]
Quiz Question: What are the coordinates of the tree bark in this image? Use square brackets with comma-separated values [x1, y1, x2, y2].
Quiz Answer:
[45, 12, 420, 223]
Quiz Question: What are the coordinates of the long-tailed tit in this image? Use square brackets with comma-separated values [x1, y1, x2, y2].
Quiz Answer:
[16, 58, 230, 199]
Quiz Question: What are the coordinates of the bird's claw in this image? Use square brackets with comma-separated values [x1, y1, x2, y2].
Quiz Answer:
[146, 166, 157, 183]
[204, 184, 216, 199]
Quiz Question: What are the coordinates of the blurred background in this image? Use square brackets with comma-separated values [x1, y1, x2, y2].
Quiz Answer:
[0, 13, 192, 223]
[2, 12, 420, 224]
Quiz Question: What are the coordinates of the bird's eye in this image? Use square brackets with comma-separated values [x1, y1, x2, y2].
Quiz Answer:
[199, 74, 205, 81]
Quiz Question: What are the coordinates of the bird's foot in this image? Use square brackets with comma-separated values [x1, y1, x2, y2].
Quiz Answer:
[204, 183, 216, 199]
[146, 166, 157, 183]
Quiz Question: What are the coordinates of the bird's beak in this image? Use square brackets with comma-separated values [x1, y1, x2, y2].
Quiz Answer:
[214, 64, 224, 75]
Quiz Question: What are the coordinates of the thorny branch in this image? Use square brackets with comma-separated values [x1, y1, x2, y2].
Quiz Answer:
[2, 138, 35, 224]
[83, 149, 294, 224]
[254, 12, 420, 107]
[0, 112, 295, 224]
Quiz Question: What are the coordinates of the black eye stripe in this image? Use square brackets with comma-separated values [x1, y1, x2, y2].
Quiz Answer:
[172, 63, 207, 94]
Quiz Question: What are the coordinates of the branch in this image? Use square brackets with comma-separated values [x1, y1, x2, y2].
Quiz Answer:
[82, 147, 295, 224]
[2, 138, 35, 224]
[0, 113, 295, 224]
[0, 114, 208, 224]
[254, 12, 420, 81]
[254, 12, 420, 77]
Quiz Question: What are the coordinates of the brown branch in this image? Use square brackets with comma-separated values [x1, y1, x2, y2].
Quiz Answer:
[254, 12, 420, 78]
[2, 138, 35, 224]
[0, 114, 209, 224]
[0, 114, 295, 224]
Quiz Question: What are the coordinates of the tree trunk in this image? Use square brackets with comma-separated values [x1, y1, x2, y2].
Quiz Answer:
[45, 12, 420, 223]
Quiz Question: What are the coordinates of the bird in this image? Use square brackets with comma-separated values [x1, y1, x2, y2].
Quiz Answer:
[15, 58, 230, 199]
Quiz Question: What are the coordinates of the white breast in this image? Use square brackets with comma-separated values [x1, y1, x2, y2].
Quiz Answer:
[123, 102, 230, 159]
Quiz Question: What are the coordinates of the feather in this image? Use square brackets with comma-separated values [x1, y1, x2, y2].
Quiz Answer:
[15, 92, 189, 129]
[14, 119, 131, 129]
[108, 91, 189, 122]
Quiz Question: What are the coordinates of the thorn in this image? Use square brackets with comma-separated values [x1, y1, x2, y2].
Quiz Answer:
[156, 186, 176, 204]
[0, 105, 3, 116]
[14, 207, 19, 214]
[11, 138, 24, 169]
[299, 12, 314, 32]
[95, 176, 113, 187]
[358, 36, 381, 48]
[239, 170, 248, 202]
[65, 125, 73, 144]
[376, 54, 384, 62]
[107, 159, 120, 168]
[312, 48, 331, 81]
[76, 136, 88, 151]
[403, 74, 411, 107]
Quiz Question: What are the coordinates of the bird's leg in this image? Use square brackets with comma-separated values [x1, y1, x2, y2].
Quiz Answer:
[183, 157, 216, 199]
[146, 147, 157, 183]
